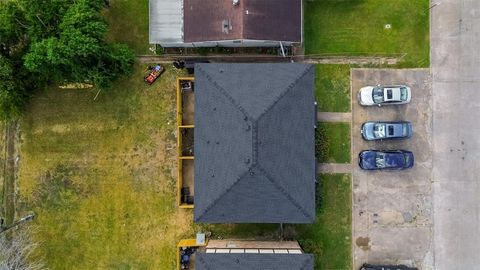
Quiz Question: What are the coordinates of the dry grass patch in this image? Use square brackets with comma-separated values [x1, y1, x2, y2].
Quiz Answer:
[18, 64, 195, 269]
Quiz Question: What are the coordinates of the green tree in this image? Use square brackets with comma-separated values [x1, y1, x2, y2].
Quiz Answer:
[19, 0, 74, 41]
[24, 0, 134, 88]
[0, 57, 25, 118]
[0, 1, 27, 57]
[0, 0, 134, 118]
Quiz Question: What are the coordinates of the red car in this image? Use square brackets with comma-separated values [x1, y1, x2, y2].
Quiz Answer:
[144, 64, 165, 85]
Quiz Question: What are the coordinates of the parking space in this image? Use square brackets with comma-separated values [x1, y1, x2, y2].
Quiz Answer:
[351, 69, 433, 269]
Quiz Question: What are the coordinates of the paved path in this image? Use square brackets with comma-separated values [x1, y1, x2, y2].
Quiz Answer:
[302, 55, 398, 65]
[138, 55, 398, 65]
[317, 112, 351, 122]
[317, 163, 352, 174]
[431, 0, 480, 269]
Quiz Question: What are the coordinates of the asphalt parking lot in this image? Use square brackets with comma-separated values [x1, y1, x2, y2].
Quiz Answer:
[351, 69, 433, 269]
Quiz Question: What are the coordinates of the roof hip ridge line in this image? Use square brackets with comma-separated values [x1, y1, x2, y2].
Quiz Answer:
[196, 167, 254, 221]
[256, 65, 314, 122]
[197, 65, 252, 120]
[255, 165, 313, 220]
[251, 121, 258, 164]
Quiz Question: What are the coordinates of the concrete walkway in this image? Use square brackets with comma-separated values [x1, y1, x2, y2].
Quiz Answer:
[317, 163, 352, 174]
[317, 112, 351, 123]
[302, 55, 398, 65]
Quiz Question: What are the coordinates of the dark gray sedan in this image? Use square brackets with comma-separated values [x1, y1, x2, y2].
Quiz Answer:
[361, 121, 412, 141]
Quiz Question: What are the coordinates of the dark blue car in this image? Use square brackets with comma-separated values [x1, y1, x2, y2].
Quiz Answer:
[359, 150, 414, 170]
[360, 264, 418, 270]
[361, 121, 412, 141]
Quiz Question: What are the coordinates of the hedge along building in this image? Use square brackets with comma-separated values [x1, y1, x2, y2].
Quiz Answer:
[149, 0, 303, 47]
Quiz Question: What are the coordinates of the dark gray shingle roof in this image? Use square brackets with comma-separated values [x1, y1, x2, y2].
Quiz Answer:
[194, 63, 316, 223]
[196, 253, 314, 270]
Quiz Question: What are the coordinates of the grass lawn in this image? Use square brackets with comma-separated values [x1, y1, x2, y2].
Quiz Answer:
[0, 122, 5, 222]
[305, 0, 430, 67]
[316, 122, 351, 163]
[18, 64, 197, 269]
[16, 67, 353, 268]
[104, 0, 150, 55]
[316, 65, 351, 112]
[296, 174, 352, 270]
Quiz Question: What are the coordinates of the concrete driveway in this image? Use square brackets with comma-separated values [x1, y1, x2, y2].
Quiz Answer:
[351, 69, 433, 269]
[431, 0, 480, 269]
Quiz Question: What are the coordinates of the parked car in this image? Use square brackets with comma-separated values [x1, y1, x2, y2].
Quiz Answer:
[358, 85, 411, 106]
[361, 121, 413, 141]
[360, 264, 418, 270]
[358, 150, 414, 170]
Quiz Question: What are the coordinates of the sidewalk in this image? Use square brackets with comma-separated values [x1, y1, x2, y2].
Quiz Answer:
[317, 163, 352, 174]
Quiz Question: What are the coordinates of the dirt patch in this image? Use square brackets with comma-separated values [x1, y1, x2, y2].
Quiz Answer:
[356, 236, 370, 251]
[181, 90, 195, 126]
[181, 128, 194, 156]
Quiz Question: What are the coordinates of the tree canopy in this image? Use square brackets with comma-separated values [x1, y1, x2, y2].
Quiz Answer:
[0, 1, 26, 57]
[0, 57, 25, 118]
[0, 0, 135, 118]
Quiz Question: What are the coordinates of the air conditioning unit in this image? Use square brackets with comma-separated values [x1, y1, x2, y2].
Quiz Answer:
[233, 0, 239, 6]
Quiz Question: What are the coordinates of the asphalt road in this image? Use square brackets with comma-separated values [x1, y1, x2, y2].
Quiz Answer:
[431, 0, 480, 269]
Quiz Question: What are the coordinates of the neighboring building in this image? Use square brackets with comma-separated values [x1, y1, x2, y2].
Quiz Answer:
[193, 63, 316, 223]
[196, 253, 313, 270]
[149, 0, 303, 47]
[177, 239, 314, 270]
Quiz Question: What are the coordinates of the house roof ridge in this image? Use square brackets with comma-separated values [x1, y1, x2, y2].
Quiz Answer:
[194, 63, 316, 223]
[196, 167, 254, 221]
[197, 65, 252, 120]
[255, 165, 314, 221]
[256, 64, 314, 122]
[251, 121, 258, 164]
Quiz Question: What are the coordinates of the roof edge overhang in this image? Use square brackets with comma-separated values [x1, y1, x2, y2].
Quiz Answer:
[149, 0, 184, 44]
